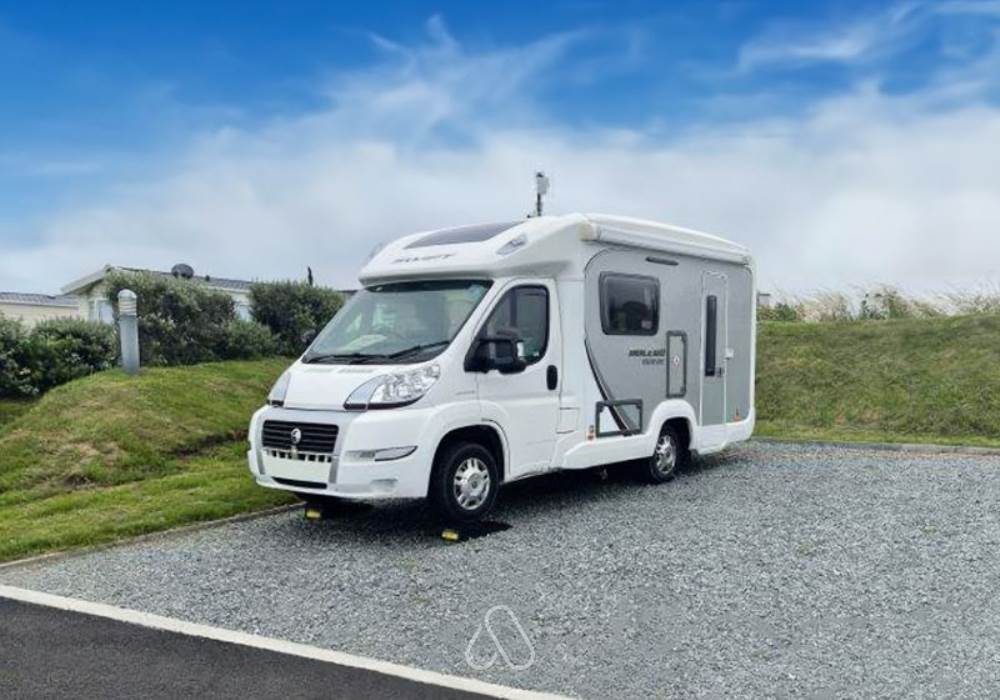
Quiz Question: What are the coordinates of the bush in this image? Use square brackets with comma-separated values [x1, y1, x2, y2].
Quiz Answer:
[105, 271, 237, 366]
[758, 302, 803, 322]
[0, 317, 35, 397]
[27, 319, 118, 392]
[250, 281, 344, 356]
[0, 317, 117, 398]
[216, 320, 278, 360]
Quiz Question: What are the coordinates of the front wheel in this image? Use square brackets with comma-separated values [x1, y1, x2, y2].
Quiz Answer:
[638, 424, 690, 483]
[429, 441, 500, 523]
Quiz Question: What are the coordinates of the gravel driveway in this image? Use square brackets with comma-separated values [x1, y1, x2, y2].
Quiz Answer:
[4, 441, 1000, 698]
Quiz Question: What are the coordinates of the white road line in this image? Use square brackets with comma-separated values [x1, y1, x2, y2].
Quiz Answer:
[0, 585, 571, 700]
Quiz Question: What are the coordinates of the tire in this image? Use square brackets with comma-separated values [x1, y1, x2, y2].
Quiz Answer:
[429, 441, 500, 523]
[639, 423, 690, 484]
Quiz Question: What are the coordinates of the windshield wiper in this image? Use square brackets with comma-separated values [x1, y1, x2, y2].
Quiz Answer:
[303, 352, 388, 365]
[386, 340, 451, 360]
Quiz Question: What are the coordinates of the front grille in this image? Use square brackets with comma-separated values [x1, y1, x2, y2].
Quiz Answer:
[262, 420, 338, 453]
[264, 448, 333, 463]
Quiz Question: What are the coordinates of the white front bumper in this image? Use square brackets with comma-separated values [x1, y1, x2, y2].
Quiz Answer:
[247, 405, 437, 500]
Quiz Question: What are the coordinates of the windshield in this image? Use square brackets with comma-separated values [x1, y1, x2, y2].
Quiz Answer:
[304, 280, 492, 364]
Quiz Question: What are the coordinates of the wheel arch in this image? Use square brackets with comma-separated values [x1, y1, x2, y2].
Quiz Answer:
[647, 399, 698, 451]
[431, 423, 508, 484]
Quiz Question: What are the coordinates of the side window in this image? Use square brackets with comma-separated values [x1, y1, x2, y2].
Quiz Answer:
[600, 274, 659, 335]
[481, 286, 549, 364]
[705, 295, 718, 376]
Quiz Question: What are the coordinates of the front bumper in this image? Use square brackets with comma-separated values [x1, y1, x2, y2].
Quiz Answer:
[247, 405, 436, 500]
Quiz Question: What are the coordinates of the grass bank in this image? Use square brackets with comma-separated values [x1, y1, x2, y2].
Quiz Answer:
[756, 314, 1000, 447]
[0, 399, 35, 432]
[0, 360, 294, 561]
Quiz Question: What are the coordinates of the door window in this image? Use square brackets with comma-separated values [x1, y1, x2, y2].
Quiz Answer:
[481, 286, 549, 365]
[705, 295, 718, 376]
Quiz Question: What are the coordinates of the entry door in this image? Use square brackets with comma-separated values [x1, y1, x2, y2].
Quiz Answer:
[700, 273, 728, 440]
[474, 282, 561, 478]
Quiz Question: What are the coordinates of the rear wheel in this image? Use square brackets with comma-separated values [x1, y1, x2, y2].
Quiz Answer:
[639, 423, 689, 483]
[429, 441, 500, 523]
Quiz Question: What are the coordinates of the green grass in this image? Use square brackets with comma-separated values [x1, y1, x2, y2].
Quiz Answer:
[0, 442, 292, 562]
[0, 399, 36, 432]
[0, 359, 295, 561]
[757, 315, 1000, 448]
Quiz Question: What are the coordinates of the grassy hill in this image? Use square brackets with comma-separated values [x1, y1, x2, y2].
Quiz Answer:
[0, 360, 294, 561]
[756, 314, 1000, 446]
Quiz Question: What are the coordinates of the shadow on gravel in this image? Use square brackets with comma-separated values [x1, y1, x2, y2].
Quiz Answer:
[280, 449, 740, 546]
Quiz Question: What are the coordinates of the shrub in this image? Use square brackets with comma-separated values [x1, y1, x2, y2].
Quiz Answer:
[250, 281, 344, 356]
[758, 302, 803, 322]
[27, 319, 118, 392]
[105, 271, 237, 366]
[216, 320, 279, 360]
[0, 316, 35, 397]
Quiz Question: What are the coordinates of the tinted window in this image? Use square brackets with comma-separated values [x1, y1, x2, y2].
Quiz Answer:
[705, 295, 718, 376]
[405, 222, 520, 249]
[600, 274, 659, 335]
[481, 286, 549, 364]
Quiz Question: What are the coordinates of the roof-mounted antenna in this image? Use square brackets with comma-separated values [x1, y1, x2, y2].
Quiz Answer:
[529, 171, 550, 218]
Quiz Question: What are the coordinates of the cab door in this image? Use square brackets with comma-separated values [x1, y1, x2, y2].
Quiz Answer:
[472, 281, 561, 478]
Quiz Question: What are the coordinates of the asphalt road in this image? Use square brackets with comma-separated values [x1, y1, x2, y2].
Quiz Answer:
[0, 597, 502, 700]
[5, 440, 1000, 698]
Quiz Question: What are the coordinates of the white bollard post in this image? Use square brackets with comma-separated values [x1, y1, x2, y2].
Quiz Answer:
[118, 289, 140, 376]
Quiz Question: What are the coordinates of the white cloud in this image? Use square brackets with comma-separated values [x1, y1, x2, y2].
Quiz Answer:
[737, 2, 926, 71]
[2, 16, 1000, 296]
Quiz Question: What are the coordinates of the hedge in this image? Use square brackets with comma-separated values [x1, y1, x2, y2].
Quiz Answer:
[0, 317, 34, 397]
[0, 316, 117, 398]
[250, 281, 344, 356]
[28, 318, 118, 390]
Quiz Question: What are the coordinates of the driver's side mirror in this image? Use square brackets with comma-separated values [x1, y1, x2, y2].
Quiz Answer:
[465, 336, 527, 374]
[301, 328, 318, 347]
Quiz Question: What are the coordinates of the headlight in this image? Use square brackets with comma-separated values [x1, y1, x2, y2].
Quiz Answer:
[345, 364, 440, 410]
[268, 370, 291, 406]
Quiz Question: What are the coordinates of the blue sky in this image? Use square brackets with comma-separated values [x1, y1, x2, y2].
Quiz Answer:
[2, 1, 1000, 294]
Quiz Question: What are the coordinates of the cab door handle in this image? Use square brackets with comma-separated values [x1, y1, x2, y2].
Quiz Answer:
[546, 365, 558, 391]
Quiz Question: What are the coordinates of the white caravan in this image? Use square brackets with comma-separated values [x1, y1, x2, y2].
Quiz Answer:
[248, 214, 756, 522]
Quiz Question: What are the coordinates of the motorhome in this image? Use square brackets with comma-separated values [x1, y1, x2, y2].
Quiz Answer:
[248, 213, 756, 522]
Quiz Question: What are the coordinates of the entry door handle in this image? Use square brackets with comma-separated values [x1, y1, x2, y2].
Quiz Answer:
[546, 365, 558, 391]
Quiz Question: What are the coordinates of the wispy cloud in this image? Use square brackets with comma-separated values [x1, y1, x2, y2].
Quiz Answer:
[2, 14, 1000, 296]
[737, 2, 924, 71]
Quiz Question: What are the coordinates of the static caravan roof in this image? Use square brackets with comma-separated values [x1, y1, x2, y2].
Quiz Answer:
[359, 213, 751, 285]
[0, 292, 79, 308]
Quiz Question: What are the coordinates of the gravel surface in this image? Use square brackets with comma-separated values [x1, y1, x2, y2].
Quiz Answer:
[5, 440, 1000, 698]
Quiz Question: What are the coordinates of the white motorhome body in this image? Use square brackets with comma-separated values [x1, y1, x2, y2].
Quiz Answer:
[248, 213, 756, 521]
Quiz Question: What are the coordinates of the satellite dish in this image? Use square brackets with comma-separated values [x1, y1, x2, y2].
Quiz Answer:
[171, 263, 195, 279]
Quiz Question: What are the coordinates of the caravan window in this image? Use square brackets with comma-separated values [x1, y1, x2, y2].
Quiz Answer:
[705, 295, 718, 376]
[481, 286, 549, 364]
[600, 274, 659, 336]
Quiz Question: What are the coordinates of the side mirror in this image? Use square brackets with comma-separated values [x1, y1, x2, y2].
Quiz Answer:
[301, 328, 318, 346]
[465, 336, 527, 374]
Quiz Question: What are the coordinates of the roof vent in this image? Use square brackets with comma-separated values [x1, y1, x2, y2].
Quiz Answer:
[171, 263, 195, 279]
